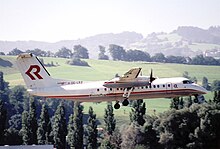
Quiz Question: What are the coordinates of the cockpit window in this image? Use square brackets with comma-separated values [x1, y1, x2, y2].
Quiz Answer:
[183, 80, 193, 84]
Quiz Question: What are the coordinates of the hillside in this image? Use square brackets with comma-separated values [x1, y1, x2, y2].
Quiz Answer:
[0, 32, 143, 59]
[1, 26, 220, 58]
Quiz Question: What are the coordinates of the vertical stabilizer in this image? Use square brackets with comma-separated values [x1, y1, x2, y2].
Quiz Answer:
[16, 53, 56, 89]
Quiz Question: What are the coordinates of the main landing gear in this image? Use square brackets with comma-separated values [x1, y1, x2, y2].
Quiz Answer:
[114, 98, 130, 109]
[114, 101, 120, 109]
[114, 87, 133, 109]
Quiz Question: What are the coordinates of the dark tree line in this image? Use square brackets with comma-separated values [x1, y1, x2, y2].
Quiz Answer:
[6, 45, 89, 59]
[3, 44, 220, 66]
[108, 44, 220, 65]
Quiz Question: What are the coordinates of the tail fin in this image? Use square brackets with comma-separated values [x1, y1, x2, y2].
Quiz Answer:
[16, 53, 57, 89]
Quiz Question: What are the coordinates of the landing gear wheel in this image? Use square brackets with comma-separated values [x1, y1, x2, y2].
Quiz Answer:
[114, 102, 120, 109]
[122, 98, 129, 106]
[194, 95, 199, 103]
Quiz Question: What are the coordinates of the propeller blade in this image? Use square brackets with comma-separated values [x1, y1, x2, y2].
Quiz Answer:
[150, 69, 156, 83]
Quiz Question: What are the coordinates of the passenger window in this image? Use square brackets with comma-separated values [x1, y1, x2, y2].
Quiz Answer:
[146, 86, 148, 89]
[163, 85, 165, 88]
[97, 89, 99, 92]
[110, 88, 112, 91]
[157, 85, 160, 88]
[142, 87, 144, 89]
[168, 84, 171, 87]
[153, 85, 156, 88]
[104, 88, 107, 91]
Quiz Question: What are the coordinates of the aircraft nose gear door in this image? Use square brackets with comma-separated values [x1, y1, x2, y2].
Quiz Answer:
[166, 83, 172, 93]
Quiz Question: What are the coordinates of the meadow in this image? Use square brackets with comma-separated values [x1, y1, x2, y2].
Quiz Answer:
[1, 55, 220, 125]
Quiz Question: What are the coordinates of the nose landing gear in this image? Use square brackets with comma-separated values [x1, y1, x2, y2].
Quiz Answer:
[194, 94, 205, 103]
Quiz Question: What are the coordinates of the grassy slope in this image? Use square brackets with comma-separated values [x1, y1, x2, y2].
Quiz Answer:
[1, 55, 219, 125]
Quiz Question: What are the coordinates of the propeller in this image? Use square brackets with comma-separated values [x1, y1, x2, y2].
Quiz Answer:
[149, 69, 156, 87]
[150, 69, 156, 83]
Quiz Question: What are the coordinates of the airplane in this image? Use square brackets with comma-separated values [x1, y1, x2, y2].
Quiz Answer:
[16, 53, 207, 109]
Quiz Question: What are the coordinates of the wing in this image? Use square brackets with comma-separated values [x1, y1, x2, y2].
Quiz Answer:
[119, 67, 142, 82]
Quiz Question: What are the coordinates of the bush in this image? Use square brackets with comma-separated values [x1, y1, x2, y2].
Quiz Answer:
[66, 58, 90, 67]
[0, 58, 12, 67]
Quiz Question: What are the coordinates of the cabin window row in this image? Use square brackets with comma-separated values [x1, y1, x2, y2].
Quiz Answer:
[96, 84, 170, 92]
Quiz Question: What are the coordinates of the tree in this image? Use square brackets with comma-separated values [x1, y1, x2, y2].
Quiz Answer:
[182, 71, 190, 79]
[108, 44, 126, 61]
[151, 53, 166, 62]
[0, 52, 5, 55]
[170, 97, 179, 110]
[0, 58, 12, 67]
[120, 124, 140, 149]
[5, 114, 23, 145]
[20, 110, 30, 145]
[26, 49, 47, 57]
[126, 50, 151, 62]
[211, 80, 220, 91]
[9, 85, 27, 115]
[8, 48, 23, 55]
[101, 128, 122, 149]
[104, 102, 116, 135]
[141, 124, 159, 149]
[73, 45, 89, 59]
[87, 106, 98, 149]
[185, 96, 193, 108]
[0, 71, 9, 103]
[54, 47, 72, 58]
[213, 91, 220, 104]
[37, 103, 53, 145]
[202, 77, 210, 90]
[66, 58, 90, 67]
[67, 102, 84, 149]
[204, 56, 219, 65]
[98, 45, 109, 60]
[166, 55, 186, 64]
[53, 102, 67, 149]
[0, 100, 7, 145]
[178, 97, 184, 109]
[28, 97, 38, 145]
[67, 114, 74, 149]
[130, 99, 146, 126]
[4, 127, 22, 145]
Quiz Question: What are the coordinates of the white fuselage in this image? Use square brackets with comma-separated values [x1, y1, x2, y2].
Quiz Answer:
[28, 77, 207, 102]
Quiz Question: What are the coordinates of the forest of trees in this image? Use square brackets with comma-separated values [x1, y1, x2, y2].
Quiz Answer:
[1, 67, 220, 148]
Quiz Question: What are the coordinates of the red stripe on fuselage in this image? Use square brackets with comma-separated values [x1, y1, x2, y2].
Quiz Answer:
[44, 88, 203, 99]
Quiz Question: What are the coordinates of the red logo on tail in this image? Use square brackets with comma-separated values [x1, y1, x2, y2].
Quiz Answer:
[26, 65, 43, 80]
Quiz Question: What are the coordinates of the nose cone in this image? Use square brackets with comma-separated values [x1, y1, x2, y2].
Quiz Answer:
[197, 85, 208, 94]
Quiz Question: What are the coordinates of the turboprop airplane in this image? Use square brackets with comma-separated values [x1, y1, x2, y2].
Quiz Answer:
[16, 53, 207, 109]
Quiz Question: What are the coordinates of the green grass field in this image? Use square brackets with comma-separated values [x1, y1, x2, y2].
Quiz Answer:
[0, 55, 219, 125]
